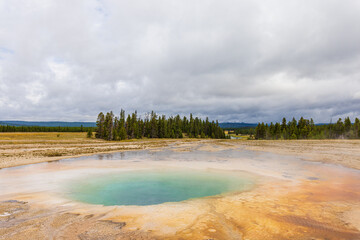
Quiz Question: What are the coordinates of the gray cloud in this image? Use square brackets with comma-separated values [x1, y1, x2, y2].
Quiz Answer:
[0, 0, 360, 123]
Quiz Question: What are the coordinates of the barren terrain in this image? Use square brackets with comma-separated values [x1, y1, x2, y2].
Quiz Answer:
[1, 133, 360, 170]
[0, 133, 360, 239]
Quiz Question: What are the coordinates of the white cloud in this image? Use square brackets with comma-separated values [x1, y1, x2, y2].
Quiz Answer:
[0, 0, 360, 122]
[24, 81, 46, 104]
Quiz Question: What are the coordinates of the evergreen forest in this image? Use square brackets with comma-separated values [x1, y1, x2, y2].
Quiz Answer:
[95, 110, 226, 140]
[254, 117, 360, 140]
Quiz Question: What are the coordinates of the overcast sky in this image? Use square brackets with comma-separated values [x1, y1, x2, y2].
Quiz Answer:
[1, 0, 360, 123]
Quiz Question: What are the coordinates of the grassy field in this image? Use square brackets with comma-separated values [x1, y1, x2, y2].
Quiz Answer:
[0, 132, 89, 141]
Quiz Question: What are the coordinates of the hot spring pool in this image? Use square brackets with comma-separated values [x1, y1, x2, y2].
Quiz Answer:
[66, 170, 254, 206]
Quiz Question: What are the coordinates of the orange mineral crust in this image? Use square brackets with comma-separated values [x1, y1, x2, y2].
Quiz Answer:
[1, 141, 360, 239]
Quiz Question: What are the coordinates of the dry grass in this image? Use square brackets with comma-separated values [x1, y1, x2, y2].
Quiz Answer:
[0, 132, 88, 141]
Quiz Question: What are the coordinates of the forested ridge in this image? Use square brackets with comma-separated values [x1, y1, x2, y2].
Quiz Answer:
[95, 110, 226, 140]
[0, 125, 94, 133]
[255, 117, 360, 140]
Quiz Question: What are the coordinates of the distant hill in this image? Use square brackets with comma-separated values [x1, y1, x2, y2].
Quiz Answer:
[0, 121, 96, 127]
[219, 122, 257, 129]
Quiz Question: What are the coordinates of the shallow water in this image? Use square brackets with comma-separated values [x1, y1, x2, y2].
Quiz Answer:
[0, 148, 356, 200]
[67, 170, 253, 206]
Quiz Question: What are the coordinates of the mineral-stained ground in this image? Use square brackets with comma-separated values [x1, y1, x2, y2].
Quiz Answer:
[1, 137, 360, 239]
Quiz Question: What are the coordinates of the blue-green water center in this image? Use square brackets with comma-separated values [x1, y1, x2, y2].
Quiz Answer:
[67, 170, 253, 206]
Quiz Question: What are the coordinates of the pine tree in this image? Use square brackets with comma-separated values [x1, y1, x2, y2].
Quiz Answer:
[354, 118, 360, 138]
[119, 125, 127, 140]
[87, 129, 93, 138]
[95, 112, 105, 139]
[344, 117, 351, 132]
[281, 117, 287, 131]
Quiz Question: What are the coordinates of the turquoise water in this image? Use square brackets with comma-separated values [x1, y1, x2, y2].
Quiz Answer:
[67, 170, 253, 206]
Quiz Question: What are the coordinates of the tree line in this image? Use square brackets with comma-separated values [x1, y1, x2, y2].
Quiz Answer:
[255, 117, 360, 140]
[95, 110, 226, 140]
[0, 125, 95, 133]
